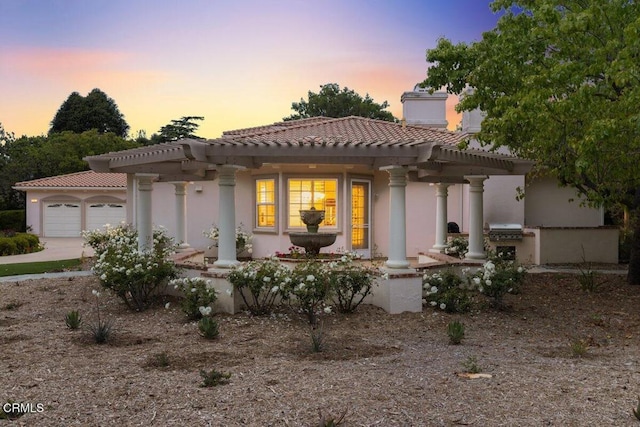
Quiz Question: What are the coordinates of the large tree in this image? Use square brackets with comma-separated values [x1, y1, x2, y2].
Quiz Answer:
[284, 83, 396, 122]
[157, 116, 205, 142]
[421, 0, 640, 283]
[50, 88, 130, 137]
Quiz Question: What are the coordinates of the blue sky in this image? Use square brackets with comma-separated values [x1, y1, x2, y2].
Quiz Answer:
[0, 0, 500, 138]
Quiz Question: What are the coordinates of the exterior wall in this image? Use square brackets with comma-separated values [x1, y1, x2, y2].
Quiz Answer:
[525, 176, 603, 227]
[531, 227, 618, 264]
[23, 189, 126, 236]
[483, 176, 526, 226]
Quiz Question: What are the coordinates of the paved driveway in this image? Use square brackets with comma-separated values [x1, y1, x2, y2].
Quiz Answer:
[0, 237, 94, 264]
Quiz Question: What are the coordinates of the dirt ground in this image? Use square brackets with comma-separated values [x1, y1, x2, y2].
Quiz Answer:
[1, 269, 639, 426]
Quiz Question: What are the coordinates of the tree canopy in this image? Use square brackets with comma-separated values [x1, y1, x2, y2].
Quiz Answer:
[284, 83, 396, 122]
[421, 0, 640, 282]
[0, 130, 138, 210]
[157, 116, 205, 142]
[50, 89, 130, 137]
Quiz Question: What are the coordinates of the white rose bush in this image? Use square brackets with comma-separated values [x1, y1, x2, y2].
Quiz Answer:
[83, 224, 179, 311]
[170, 277, 218, 320]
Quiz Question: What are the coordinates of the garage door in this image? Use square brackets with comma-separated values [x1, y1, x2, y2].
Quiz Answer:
[44, 202, 82, 237]
[86, 203, 126, 231]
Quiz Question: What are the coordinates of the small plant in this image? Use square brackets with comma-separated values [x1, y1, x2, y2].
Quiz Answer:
[444, 236, 468, 258]
[65, 310, 82, 329]
[328, 252, 377, 313]
[570, 339, 589, 358]
[87, 290, 113, 344]
[577, 267, 602, 292]
[317, 407, 348, 426]
[470, 255, 526, 310]
[423, 269, 474, 313]
[148, 351, 171, 368]
[284, 259, 332, 326]
[633, 396, 640, 421]
[447, 320, 465, 345]
[227, 258, 290, 315]
[170, 277, 217, 320]
[461, 356, 482, 374]
[198, 315, 219, 340]
[3, 301, 24, 310]
[309, 321, 326, 353]
[199, 368, 231, 387]
[0, 401, 26, 420]
[203, 223, 253, 255]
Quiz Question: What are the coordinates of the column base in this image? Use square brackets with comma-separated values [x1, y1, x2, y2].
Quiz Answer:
[368, 268, 422, 314]
[212, 259, 240, 269]
[465, 251, 487, 261]
[385, 259, 411, 269]
[429, 245, 447, 254]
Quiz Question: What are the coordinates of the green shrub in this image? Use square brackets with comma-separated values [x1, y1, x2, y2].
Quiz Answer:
[328, 253, 377, 313]
[199, 368, 231, 387]
[83, 225, 178, 311]
[283, 260, 332, 325]
[170, 277, 217, 320]
[18, 233, 40, 251]
[0, 210, 25, 232]
[0, 237, 17, 256]
[447, 320, 465, 344]
[423, 269, 474, 313]
[11, 235, 30, 253]
[471, 255, 526, 309]
[227, 258, 290, 315]
[65, 310, 82, 329]
[198, 316, 220, 339]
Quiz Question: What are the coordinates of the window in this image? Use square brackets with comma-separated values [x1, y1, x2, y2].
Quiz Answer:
[288, 178, 338, 228]
[255, 178, 276, 228]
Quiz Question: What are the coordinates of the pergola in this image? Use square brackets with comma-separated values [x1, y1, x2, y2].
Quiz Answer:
[85, 116, 533, 271]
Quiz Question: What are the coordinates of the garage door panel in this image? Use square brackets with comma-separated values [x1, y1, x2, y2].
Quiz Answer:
[86, 203, 126, 231]
[44, 203, 81, 237]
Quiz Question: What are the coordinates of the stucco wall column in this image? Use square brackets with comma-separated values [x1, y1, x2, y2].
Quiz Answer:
[213, 166, 241, 268]
[384, 166, 410, 269]
[172, 182, 190, 251]
[431, 183, 450, 252]
[465, 176, 488, 260]
[136, 174, 155, 252]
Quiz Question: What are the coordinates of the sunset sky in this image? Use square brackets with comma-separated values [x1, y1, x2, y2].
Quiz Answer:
[0, 0, 500, 139]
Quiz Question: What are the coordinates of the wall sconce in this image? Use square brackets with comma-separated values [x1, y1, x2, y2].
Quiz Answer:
[195, 185, 203, 193]
[31, 198, 38, 203]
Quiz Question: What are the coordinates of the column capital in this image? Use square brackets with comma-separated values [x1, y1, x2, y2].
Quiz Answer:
[381, 166, 408, 187]
[465, 175, 488, 184]
[217, 165, 245, 186]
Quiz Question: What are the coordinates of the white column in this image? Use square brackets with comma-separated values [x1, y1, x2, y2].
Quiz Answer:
[465, 176, 488, 260]
[431, 183, 450, 253]
[213, 166, 241, 268]
[172, 182, 190, 252]
[383, 166, 410, 269]
[136, 174, 155, 252]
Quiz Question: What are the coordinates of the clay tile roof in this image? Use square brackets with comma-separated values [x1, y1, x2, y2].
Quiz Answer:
[14, 171, 126, 189]
[215, 116, 467, 147]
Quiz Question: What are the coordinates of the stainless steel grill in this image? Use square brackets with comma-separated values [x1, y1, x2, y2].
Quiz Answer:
[488, 223, 523, 241]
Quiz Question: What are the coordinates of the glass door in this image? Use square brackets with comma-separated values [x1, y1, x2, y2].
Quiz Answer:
[350, 180, 371, 258]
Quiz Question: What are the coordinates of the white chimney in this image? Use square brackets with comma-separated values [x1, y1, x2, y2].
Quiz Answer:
[400, 85, 448, 128]
[460, 87, 485, 134]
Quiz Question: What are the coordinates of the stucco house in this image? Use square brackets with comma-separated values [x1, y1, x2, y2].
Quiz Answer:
[14, 87, 618, 312]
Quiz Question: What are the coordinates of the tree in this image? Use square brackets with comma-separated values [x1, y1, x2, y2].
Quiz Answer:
[421, 0, 640, 283]
[156, 116, 205, 142]
[50, 89, 130, 137]
[284, 83, 396, 122]
[0, 130, 139, 210]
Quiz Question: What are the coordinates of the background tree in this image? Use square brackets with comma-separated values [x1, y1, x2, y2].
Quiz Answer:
[156, 116, 205, 142]
[0, 130, 138, 210]
[284, 83, 396, 122]
[421, 0, 640, 283]
[50, 89, 130, 137]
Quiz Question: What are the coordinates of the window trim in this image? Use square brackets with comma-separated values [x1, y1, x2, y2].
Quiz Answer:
[284, 174, 343, 233]
[253, 175, 279, 234]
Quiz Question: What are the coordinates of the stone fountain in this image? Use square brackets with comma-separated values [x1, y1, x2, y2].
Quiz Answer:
[289, 207, 337, 255]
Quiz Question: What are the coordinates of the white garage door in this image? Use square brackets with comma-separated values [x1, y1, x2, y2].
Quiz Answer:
[44, 202, 82, 237]
[86, 203, 126, 231]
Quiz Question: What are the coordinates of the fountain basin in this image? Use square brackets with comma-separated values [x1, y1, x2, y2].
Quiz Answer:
[289, 232, 337, 256]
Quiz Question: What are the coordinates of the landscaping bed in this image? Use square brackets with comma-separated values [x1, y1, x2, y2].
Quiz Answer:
[1, 272, 639, 425]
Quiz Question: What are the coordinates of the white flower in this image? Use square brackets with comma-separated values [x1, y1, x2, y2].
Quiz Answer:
[485, 279, 492, 286]
[517, 266, 524, 273]
[439, 303, 446, 310]
[92, 289, 101, 297]
[306, 274, 315, 282]
[324, 306, 332, 314]
[225, 289, 233, 296]
[473, 277, 481, 286]
[199, 306, 212, 316]
[263, 276, 271, 282]
[165, 302, 170, 309]
[271, 285, 279, 293]
[430, 286, 438, 294]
